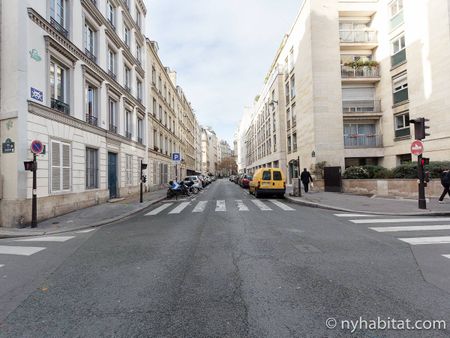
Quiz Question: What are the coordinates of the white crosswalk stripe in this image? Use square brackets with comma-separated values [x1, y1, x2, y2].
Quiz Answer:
[399, 236, 450, 245]
[193, 201, 208, 213]
[145, 203, 173, 216]
[0, 245, 46, 256]
[252, 200, 272, 211]
[15, 236, 75, 242]
[216, 200, 226, 212]
[271, 200, 295, 211]
[169, 202, 190, 214]
[76, 228, 96, 234]
[350, 217, 450, 224]
[334, 213, 375, 218]
[370, 225, 450, 232]
[236, 200, 249, 211]
[443, 255, 450, 259]
[0, 264, 4, 268]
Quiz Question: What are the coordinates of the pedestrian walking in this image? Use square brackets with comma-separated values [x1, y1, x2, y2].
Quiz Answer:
[300, 168, 313, 193]
[439, 169, 450, 203]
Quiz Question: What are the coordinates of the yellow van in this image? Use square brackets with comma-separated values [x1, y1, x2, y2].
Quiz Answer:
[249, 168, 286, 198]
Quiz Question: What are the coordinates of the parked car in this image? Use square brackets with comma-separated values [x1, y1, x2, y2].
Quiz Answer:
[233, 175, 240, 184]
[229, 175, 235, 182]
[184, 176, 203, 191]
[249, 168, 286, 198]
[239, 174, 252, 189]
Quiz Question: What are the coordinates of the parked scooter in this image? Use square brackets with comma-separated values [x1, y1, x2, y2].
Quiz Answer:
[167, 180, 191, 198]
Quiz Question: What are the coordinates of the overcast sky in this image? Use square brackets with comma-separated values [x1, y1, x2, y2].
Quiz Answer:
[146, 0, 300, 146]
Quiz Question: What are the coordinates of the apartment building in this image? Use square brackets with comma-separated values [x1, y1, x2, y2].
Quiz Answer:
[146, 40, 199, 188]
[0, 0, 147, 227]
[240, 0, 450, 182]
[201, 126, 219, 175]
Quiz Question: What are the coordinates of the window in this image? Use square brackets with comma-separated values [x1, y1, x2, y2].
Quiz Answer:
[124, 66, 131, 90]
[262, 171, 271, 180]
[50, 0, 68, 35]
[51, 140, 71, 192]
[159, 133, 163, 152]
[137, 118, 143, 143]
[86, 84, 97, 126]
[164, 111, 167, 127]
[286, 108, 291, 129]
[50, 60, 69, 114]
[290, 75, 296, 99]
[126, 154, 133, 185]
[125, 110, 132, 138]
[291, 103, 296, 127]
[136, 79, 142, 100]
[124, 24, 130, 46]
[285, 82, 290, 103]
[292, 132, 297, 152]
[107, 48, 115, 76]
[391, 34, 406, 67]
[135, 7, 141, 28]
[394, 112, 410, 138]
[136, 44, 142, 63]
[86, 148, 98, 189]
[152, 66, 156, 84]
[390, 0, 403, 18]
[159, 105, 162, 121]
[107, 1, 115, 26]
[287, 135, 292, 153]
[108, 98, 117, 132]
[158, 76, 162, 92]
[153, 129, 158, 149]
[152, 99, 157, 116]
[273, 134, 277, 152]
[84, 22, 96, 60]
[392, 73, 408, 104]
[273, 171, 282, 181]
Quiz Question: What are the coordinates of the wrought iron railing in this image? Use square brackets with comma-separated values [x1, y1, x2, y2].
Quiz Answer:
[51, 98, 70, 115]
[50, 17, 69, 38]
[108, 70, 116, 80]
[125, 131, 132, 139]
[109, 124, 117, 133]
[85, 48, 97, 63]
[86, 114, 98, 126]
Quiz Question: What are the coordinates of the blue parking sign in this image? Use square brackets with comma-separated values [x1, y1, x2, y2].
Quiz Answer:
[172, 153, 181, 161]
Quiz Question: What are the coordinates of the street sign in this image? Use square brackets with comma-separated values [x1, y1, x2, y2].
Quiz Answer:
[2, 138, 15, 153]
[31, 140, 44, 155]
[172, 152, 181, 162]
[410, 140, 424, 155]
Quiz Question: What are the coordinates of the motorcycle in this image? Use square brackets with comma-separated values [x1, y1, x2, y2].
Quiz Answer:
[167, 181, 191, 198]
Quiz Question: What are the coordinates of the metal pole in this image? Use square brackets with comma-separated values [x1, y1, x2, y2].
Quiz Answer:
[418, 155, 426, 209]
[140, 160, 143, 203]
[31, 153, 37, 228]
[298, 155, 302, 197]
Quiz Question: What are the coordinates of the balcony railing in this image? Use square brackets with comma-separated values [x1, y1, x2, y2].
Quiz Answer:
[50, 17, 69, 38]
[125, 131, 132, 139]
[393, 88, 409, 105]
[390, 11, 404, 30]
[344, 134, 383, 148]
[108, 70, 116, 80]
[86, 114, 98, 126]
[391, 49, 406, 68]
[287, 120, 291, 130]
[90, 0, 97, 6]
[343, 100, 381, 113]
[123, 0, 130, 10]
[85, 48, 97, 63]
[341, 65, 380, 78]
[109, 124, 117, 133]
[138, 137, 143, 144]
[124, 85, 131, 93]
[51, 98, 70, 115]
[339, 30, 377, 43]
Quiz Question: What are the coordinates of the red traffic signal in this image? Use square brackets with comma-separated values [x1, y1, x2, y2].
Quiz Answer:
[421, 157, 430, 166]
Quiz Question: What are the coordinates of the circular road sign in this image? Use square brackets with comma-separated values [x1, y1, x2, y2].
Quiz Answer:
[411, 140, 424, 156]
[31, 140, 44, 155]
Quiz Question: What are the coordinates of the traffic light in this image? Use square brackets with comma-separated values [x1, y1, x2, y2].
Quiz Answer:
[141, 175, 147, 183]
[24, 161, 36, 171]
[141, 163, 148, 170]
[421, 157, 430, 166]
[410, 117, 430, 140]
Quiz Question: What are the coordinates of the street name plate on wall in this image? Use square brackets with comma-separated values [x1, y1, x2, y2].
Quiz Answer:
[2, 138, 15, 153]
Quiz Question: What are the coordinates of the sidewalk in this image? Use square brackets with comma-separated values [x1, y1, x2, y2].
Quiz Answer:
[285, 185, 450, 216]
[0, 189, 167, 238]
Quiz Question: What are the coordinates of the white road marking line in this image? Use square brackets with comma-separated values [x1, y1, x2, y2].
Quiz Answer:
[443, 255, 450, 259]
[0, 264, 4, 268]
[15, 236, 75, 242]
[168, 202, 190, 214]
[0, 245, 46, 256]
[370, 225, 450, 232]
[216, 200, 226, 212]
[252, 200, 272, 211]
[236, 200, 249, 211]
[399, 236, 450, 245]
[193, 201, 208, 213]
[145, 203, 173, 216]
[350, 217, 450, 224]
[334, 214, 375, 217]
[271, 200, 295, 211]
[76, 229, 96, 234]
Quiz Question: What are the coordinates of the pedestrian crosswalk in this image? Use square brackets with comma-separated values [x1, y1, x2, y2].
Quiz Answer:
[145, 199, 295, 216]
[336, 213, 450, 262]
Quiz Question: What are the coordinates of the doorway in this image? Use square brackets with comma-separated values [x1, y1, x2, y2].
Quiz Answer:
[108, 152, 118, 199]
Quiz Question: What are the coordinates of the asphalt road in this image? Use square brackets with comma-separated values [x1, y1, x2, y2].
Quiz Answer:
[1, 179, 450, 337]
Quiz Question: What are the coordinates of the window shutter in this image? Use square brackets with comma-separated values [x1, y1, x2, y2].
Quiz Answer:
[62, 143, 70, 190]
[51, 141, 61, 191]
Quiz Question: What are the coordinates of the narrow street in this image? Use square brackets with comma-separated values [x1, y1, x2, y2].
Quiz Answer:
[1, 179, 450, 337]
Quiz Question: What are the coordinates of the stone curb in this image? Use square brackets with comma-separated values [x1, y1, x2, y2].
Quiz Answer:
[285, 196, 450, 216]
[0, 196, 167, 239]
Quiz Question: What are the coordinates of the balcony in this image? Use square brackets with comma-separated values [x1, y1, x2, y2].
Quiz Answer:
[390, 11, 404, 31]
[51, 98, 70, 115]
[90, 0, 97, 6]
[50, 17, 69, 38]
[123, 0, 130, 11]
[138, 137, 143, 144]
[108, 70, 116, 80]
[393, 88, 408, 105]
[341, 64, 380, 82]
[86, 114, 98, 126]
[343, 100, 381, 114]
[124, 85, 131, 93]
[339, 30, 377, 49]
[344, 134, 383, 148]
[391, 49, 406, 68]
[85, 49, 97, 63]
[109, 124, 117, 133]
[125, 131, 132, 139]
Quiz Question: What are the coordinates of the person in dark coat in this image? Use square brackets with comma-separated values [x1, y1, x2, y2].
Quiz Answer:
[439, 170, 450, 203]
[300, 168, 313, 193]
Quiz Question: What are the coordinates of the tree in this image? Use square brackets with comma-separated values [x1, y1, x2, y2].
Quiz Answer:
[217, 156, 238, 176]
